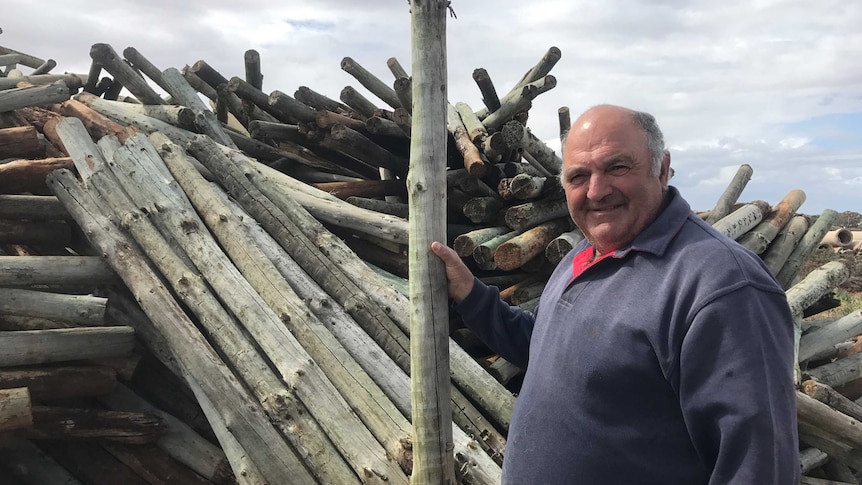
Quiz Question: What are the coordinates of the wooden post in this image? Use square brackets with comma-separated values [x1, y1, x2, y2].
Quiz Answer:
[122, 47, 170, 94]
[341, 56, 402, 110]
[472, 68, 501, 113]
[762, 215, 810, 276]
[409, 0, 455, 482]
[777, 209, 838, 289]
[0, 81, 70, 113]
[495, 217, 571, 271]
[340, 85, 378, 119]
[711, 200, 771, 240]
[447, 103, 486, 177]
[394, 77, 413, 114]
[89, 44, 164, 105]
[501, 119, 563, 175]
[0, 125, 43, 159]
[738, 189, 806, 254]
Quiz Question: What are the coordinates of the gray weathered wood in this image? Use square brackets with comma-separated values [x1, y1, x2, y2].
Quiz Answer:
[387, 57, 410, 80]
[0, 256, 116, 289]
[340, 85, 378, 119]
[558, 106, 570, 144]
[244, 49, 263, 90]
[394, 77, 413, 114]
[342, 56, 402, 110]
[545, 227, 586, 264]
[800, 447, 830, 474]
[122, 47, 170, 94]
[0, 195, 67, 221]
[778, 209, 838, 289]
[711, 200, 770, 240]
[268, 89, 316, 123]
[501, 120, 562, 175]
[800, 310, 862, 363]
[454, 226, 511, 257]
[448, 102, 485, 177]
[0, 45, 45, 69]
[0, 387, 32, 432]
[738, 189, 806, 254]
[161, 67, 236, 147]
[89, 43, 164, 105]
[0, 287, 106, 326]
[797, 390, 862, 469]
[455, 101, 487, 143]
[802, 380, 862, 422]
[762, 215, 809, 276]
[481, 76, 554, 132]
[705, 164, 754, 224]
[505, 197, 568, 231]
[409, 1, 455, 481]
[0, 327, 133, 366]
[0, 73, 85, 91]
[472, 68, 501, 113]
[495, 217, 570, 271]
[0, 81, 69, 112]
[294, 85, 349, 113]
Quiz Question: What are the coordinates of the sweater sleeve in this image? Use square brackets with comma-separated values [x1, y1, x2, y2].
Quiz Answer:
[455, 277, 536, 369]
[675, 284, 799, 484]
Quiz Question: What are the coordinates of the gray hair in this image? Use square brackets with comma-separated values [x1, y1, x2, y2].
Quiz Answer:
[631, 110, 666, 176]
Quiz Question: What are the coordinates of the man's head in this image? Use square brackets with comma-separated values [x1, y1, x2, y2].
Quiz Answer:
[561, 105, 671, 256]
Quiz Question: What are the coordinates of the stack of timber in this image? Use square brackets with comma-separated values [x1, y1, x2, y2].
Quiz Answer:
[0, 39, 859, 483]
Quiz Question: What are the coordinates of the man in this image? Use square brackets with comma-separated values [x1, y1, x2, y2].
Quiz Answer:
[432, 105, 799, 484]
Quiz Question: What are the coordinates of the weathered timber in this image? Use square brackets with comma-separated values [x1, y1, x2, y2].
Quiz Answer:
[0, 81, 69, 113]
[121, 47, 170, 94]
[0, 366, 115, 402]
[447, 103, 485, 177]
[463, 196, 505, 224]
[0, 125, 42, 158]
[295, 85, 350, 113]
[328, 123, 409, 176]
[509, 173, 547, 200]
[738, 189, 806, 254]
[163, 136, 412, 482]
[472, 68, 501, 113]
[161, 67, 237, 147]
[473, 229, 525, 266]
[393, 107, 412, 136]
[30, 59, 57, 76]
[807, 353, 862, 389]
[0, 219, 70, 247]
[454, 226, 511, 257]
[0, 194, 67, 220]
[36, 440, 151, 485]
[800, 447, 830, 474]
[797, 391, 862, 469]
[0, 45, 46, 69]
[705, 164, 754, 224]
[778, 209, 837, 289]
[0, 157, 74, 194]
[712, 200, 771, 240]
[98, 383, 237, 485]
[495, 217, 570, 271]
[0, 255, 116, 289]
[0, 388, 32, 432]
[0, 53, 25, 68]
[821, 461, 859, 484]
[505, 197, 568, 231]
[47, 169, 313, 485]
[787, 261, 850, 318]
[799, 310, 862, 363]
[762, 215, 810, 276]
[0, 327, 134, 366]
[501, 119, 562, 175]
[511, 46, 562, 97]
[546, 227, 586, 264]
[480, 77, 545, 132]
[314, 179, 406, 199]
[24, 406, 165, 444]
[89, 43, 164, 105]
[387, 57, 410, 80]
[86, 144, 353, 484]
[367, 114, 409, 139]
[558, 106, 570, 144]
[803, 380, 862, 422]
[340, 85, 378, 119]
[0, 73, 85, 91]
[347, 196, 409, 218]
[100, 442, 214, 485]
[342, 56, 402, 110]
[268, 89, 316, 123]
[0, 437, 84, 485]
[455, 102, 487, 143]
[394, 77, 412, 114]
[242, 48, 263, 90]
[248, 119, 304, 143]
[54, 99, 137, 143]
[250, 150, 514, 436]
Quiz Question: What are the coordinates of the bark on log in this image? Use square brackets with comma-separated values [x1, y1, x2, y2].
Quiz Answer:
[495, 217, 570, 271]
[802, 380, 862, 422]
[0, 157, 74, 194]
[711, 200, 770, 240]
[47, 169, 314, 485]
[472, 68, 501, 113]
[341, 57, 402, 110]
[54, 99, 137, 143]
[0, 125, 42, 159]
[387, 57, 410, 80]
[0, 287, 106, 326]
[705, 164, 754, 224]
[328, 123, 409, 176]
[505, 197, 568, 231]
[800, 447, 830, 474]
[314, 179, 406, 199]
[738, 189, 806, 254]
[340, 85, 378, 119]
[161, 67, 236, 147]
[778, 209, 838, 289]
[393, 107, 412, 137]
[480, 77, 549, 133]
[0, 327, 134, 367]
[545, 227, 586, 264]
[268, 89, 316, 124]
[806, 353, 862, 389]
[25, 406, 166, 444]
[501, 120, 562, 175]
[797, 390, 862, 469]
[463, 196, 504, 224]
[454, 226, 511, 257]
[762, 215, 810, 276]
[800, 310, 862, 363]
[787, 261, 850, 318]
[394, 77, 413, 115]
[0, 388, 32, 433]
[366, 114, 409, 139]
[473, 229, 525, 266]
[0, 82, 70, 113]
[89, 44, 164, 105]
[295, 85, 349, 113]
[0, 366, 116, 402]
[0, 73, 85, 91]
[447, 103, 485, 177]
[455, 102, 487, 143]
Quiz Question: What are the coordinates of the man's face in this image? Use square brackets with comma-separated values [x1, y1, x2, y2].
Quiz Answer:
[561, 107, 670, 256]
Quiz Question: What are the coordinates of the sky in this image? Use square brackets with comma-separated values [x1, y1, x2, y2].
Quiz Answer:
[2, 0, 861, 214]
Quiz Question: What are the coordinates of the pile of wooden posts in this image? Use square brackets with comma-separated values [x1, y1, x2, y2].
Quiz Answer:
[0, 39, 860, 484]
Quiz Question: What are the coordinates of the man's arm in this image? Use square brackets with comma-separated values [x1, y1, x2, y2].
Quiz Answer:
[676, 284, 799, 484]
[432, 241, 536, 367]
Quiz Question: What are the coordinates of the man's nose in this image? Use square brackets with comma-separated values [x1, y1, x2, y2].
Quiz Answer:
[586, 173, 612, 200]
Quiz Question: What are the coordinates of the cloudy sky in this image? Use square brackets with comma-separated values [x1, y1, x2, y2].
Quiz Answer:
[3, 0, 860, 213]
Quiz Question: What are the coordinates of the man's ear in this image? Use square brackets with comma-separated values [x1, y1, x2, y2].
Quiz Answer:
[659, 151, 671, 188]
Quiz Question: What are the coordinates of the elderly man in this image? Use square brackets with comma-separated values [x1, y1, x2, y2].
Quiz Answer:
[432, 105, 799, 484]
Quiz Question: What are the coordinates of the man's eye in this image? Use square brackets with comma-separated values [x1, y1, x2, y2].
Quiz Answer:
[609, 165, 631, 175]
[568, 174, 587, 185]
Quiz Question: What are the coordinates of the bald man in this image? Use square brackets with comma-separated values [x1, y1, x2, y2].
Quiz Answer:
[432, 105, 799, 484]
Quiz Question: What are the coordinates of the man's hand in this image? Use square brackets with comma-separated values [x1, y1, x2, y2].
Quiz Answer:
[431, 241, 475, 303]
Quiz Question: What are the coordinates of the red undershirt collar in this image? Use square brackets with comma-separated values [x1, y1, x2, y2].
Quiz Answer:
[572, 246, 617, 279]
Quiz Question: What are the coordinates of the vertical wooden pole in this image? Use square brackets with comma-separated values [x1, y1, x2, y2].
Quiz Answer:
[408, 1, 455, 484]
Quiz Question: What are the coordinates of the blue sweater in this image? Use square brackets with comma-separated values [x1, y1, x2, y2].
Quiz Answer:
[457, 187, 799, 484]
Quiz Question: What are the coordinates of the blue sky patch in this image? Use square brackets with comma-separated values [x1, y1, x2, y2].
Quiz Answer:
[779, 111, 862, 150]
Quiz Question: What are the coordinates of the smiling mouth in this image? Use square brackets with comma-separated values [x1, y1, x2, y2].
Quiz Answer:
[590, 204, 623, 213]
